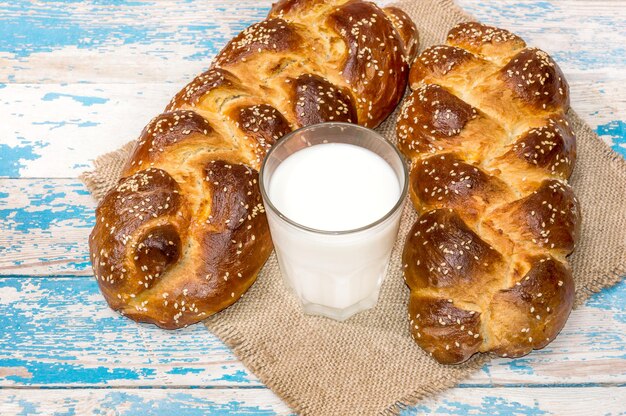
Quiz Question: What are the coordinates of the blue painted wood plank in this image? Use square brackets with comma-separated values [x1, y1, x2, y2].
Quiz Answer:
[597, 120, 626, 157]
[1, 387, 625, 415]
[0, 1, 624, 177]
[0, 1, 269, 76]
[0, 1, 271, 178]
[405, 386, 626, 416]
[1, 178, 625, 393]
[0, 83, 180, 178]
[0, 179, 94, 275]
[0, 276, 262, 388]
[0, 389, 291, 415]
[1, 275, 624, 389]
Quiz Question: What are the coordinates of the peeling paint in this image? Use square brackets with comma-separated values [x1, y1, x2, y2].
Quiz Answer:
[41, 93, 108, 106]
[597, 120, 626, 158]
[0, 142, 47, 177]
[408, 395, 549, 416]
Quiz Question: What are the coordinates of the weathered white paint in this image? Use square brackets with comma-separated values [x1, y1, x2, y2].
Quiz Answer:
[1, 78, 623, 178]
[1, 387, 624, 416]
[1, 275, 265, 388]
[0, 1, 624, 178]
[0, 388, 291, 415]
[0, 272, 624, 388]
[0, 179, 94, 276]
[411, 386, 626, 415]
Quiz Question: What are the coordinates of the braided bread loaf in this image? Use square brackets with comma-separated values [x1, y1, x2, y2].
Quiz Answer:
[398, 22, 580, 364]
[89, 0, 418, 329]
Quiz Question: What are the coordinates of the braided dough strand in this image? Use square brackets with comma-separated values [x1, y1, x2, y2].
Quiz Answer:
[398, 22, 579, 364]
[89, 0, 418, 329]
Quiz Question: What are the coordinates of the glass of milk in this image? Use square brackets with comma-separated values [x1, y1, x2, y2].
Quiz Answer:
[260, 122, 408, 321]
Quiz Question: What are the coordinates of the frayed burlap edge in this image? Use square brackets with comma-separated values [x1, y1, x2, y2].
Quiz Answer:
[208, 312, 492, 416]
[568, 112, 626, 307]
[80, 141, 135, 201]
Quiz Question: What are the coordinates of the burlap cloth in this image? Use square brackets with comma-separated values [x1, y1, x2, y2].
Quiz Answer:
[81, 0, 626, 414]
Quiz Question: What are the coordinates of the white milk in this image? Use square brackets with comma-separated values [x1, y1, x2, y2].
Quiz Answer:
[265, 142, 405, 321]
[268, 143, 400, 232]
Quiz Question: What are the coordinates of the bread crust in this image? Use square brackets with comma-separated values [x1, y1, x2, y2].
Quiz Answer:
[398, 22, 579, 364]
[89, 0, 418, 328]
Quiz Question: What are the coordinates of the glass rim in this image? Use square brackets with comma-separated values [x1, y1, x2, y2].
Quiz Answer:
[259, 122, 409, 236]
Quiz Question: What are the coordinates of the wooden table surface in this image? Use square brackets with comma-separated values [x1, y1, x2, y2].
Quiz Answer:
[1, 0, 624, 414]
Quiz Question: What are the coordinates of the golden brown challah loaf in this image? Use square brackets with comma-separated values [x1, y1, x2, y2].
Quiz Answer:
[398, 22, 580, 364]
[89, 0, 418, 329]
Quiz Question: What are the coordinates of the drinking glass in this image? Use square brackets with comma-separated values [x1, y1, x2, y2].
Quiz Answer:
[260, 122, 408, 321]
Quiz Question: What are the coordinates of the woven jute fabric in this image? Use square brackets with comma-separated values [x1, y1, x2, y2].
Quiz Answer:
[81, 0, 626, 413]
